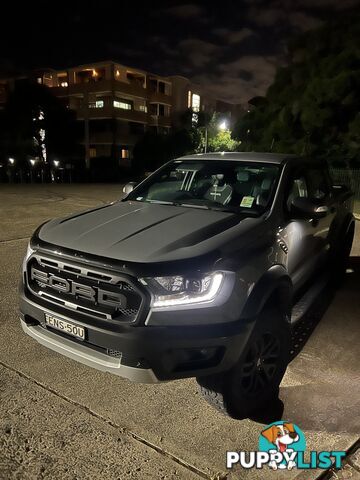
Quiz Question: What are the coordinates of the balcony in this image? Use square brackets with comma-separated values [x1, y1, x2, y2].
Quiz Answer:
[76, 105, 148, 123]
[86, 128, 144, 146]
[147, 90, 172, 104]
[148, 115, 172, 127]
[49, 78, 148, 99]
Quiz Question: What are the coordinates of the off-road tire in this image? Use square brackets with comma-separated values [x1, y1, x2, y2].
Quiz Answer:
[197, 307, 290, 419]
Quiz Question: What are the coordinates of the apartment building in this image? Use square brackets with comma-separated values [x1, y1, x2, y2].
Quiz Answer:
[0, 61, 239, 167]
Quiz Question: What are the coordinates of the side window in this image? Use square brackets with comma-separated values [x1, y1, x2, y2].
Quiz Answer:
[307, 168, 330, 201]
[286, 174, 308, 210]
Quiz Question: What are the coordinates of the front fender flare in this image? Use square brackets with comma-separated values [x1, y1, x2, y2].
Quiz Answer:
[240, 265, 293, 319]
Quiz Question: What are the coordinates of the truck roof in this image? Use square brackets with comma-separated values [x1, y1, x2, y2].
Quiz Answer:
[177, 152, 300, 165]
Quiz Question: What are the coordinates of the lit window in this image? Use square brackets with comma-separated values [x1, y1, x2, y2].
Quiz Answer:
[139, 105, 147, 112]
[187, 90, 192, 108]
[37, 77, 42, 84]
[115, 70, 120, 77]
[113, 100, 132, 110]
[121, 148, 129, 159]
[89, 101, 104, 109]
[192, 93, 200, 112]
[60, 81, 68, 87]
[89, 148, 96, 158]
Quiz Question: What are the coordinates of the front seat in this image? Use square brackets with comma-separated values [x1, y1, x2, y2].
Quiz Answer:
[255, 178, 272, 206]
[234, 171, 252, 197]
[204, 174, 233, 205]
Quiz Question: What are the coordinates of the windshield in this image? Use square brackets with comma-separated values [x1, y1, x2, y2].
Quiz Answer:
[126, 160, 281, 214]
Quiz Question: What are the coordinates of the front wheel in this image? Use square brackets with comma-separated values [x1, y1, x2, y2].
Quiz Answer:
[197, 307, 290, 419]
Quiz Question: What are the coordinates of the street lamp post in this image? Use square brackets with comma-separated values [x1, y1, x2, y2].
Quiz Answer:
[29, 159, 36, 183]
[8, 158, 15, 183]
[53, 160, 60, 183]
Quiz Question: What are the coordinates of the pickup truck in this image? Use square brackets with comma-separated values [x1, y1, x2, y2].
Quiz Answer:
[19, 153, 354, 418]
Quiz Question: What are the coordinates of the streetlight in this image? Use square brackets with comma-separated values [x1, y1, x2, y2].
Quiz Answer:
[204, 119, 230, 153]
[29, 159, 36, 183]
[52, 160, 61, 183]
[8, 158, 15, 183]
[219, 120, 228, 131]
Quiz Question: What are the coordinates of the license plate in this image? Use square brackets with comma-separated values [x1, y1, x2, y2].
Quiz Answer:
[45, 314, 85, 340]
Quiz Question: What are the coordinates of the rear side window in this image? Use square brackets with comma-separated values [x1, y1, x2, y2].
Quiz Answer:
[286, 174, 308, 210]
[307, 168, 330, 200]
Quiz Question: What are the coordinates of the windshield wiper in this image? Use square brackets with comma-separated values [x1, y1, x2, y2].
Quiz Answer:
[174, 202, 209, 209]
[144, 199, 176, 205]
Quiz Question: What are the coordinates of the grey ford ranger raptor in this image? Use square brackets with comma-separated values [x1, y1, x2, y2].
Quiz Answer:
[20, 153, 354, 418]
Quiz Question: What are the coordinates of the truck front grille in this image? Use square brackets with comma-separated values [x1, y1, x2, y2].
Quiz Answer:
[26, 254, 145, 323]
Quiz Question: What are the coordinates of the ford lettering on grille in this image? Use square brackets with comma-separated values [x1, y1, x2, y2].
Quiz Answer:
[31, 267, 127, 308]
[26, 256, 143, 322]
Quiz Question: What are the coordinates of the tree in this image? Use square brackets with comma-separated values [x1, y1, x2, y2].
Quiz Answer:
[132, 127, 202, 175]
[208, 130, 240, 152]
[232, 11, 360, 165]
[0, 80, 79, 181]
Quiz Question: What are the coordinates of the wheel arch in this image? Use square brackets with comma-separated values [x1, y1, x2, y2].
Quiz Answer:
[241, 265, 293, 321]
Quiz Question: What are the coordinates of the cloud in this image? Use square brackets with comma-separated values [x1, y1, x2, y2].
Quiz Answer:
[178, 38, 221, 67]
[248, 7, 284, 26]
[228, 28, 257, 44]
[247, 6, 324, 32]
[245, 0, 359, 9]
[288, 11, 323, 31]
[192, 55, 281, 104]
[212, 27, 230, 37]
[165, 4, 205, 18]
[280, 0, 360, 9]
[247, 1, 359, 30]
[212, 27, 257, 44]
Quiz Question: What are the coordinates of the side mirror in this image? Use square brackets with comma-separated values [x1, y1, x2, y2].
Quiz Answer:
[122, 182, 137, 195]
[290, 197, 328, 219]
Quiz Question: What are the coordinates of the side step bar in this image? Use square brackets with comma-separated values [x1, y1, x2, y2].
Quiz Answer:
[290, 274, 330, 325]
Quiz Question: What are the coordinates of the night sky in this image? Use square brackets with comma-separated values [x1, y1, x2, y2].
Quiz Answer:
[1, 0, 360, 104]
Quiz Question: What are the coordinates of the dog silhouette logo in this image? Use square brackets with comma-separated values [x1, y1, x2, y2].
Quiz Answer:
[227, 420, 346, 470]
[258, 421, 306, 470]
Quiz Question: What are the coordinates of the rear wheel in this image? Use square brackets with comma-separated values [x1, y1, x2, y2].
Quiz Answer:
[197, 307, 290, 419]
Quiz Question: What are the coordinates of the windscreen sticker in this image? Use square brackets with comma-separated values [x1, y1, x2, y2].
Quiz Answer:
[240, 196, 254, 208]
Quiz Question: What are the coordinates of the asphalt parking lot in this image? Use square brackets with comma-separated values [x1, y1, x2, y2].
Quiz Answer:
[0, 184, 359, 480]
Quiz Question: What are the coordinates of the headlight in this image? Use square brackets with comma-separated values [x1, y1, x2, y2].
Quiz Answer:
[141, 272, 225, 308]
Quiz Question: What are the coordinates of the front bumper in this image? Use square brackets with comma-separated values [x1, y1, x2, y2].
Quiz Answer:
[20, 284, 255, 383]
[20, 319, 159, 383]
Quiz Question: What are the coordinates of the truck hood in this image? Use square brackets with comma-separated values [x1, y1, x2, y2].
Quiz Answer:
[38, 200, 260, 263]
